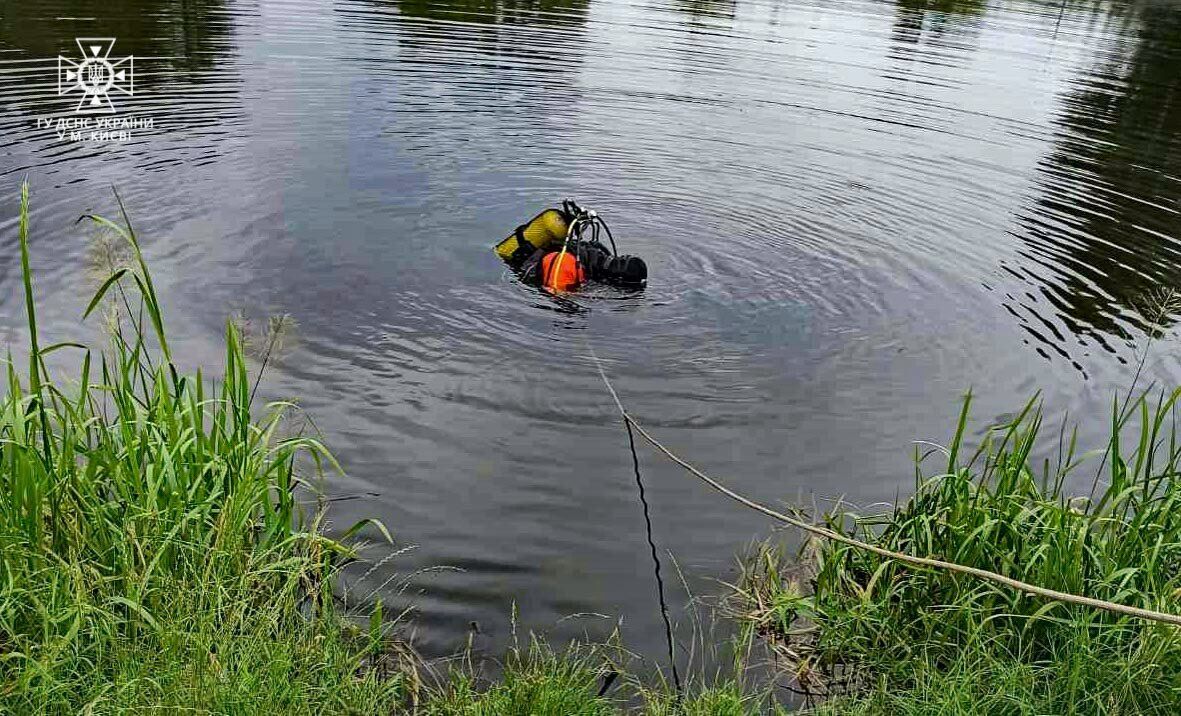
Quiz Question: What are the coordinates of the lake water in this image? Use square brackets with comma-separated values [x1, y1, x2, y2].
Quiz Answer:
[2, 0, 1181, 666]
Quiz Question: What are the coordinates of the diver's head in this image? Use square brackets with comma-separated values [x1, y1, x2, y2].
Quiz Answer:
[602, 254, 647, 289]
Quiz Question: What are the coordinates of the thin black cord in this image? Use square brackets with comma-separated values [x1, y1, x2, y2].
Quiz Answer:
[587, 341, 681, 693]
[624, 414, 682, 694]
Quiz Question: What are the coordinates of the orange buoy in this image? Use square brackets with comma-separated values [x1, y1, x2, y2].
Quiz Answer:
[541, 251, 585, 292]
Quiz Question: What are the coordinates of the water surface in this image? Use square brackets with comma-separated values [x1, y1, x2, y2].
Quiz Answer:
[2, 0, 1181, 664]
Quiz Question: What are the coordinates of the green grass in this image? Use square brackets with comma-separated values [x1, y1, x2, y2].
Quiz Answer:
[420, 634, 789, 716]
[640, 681, 779, 716]
[805, 639, 1166, 716]
[422, 637, 618, 715]
[0, 183, 408, 713]
[736, 388, 1181, 714]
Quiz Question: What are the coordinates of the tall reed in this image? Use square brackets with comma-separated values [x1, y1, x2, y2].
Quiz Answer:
[737, 388, 1181, 713]
[0, 183, 405, 713]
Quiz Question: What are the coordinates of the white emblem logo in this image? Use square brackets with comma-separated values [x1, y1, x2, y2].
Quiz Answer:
[58, 38, 134, 115]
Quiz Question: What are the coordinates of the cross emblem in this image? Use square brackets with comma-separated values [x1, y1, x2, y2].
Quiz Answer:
[58, 38, 134, 115]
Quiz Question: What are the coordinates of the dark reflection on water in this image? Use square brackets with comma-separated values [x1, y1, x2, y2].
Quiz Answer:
[0, 0, 235, 66]
[393, 0, 590, 25]
[0, 0, 241, 128]
[889, 0, 987, 53]
[3, 0, 1181, 668]
[668, 0, 736, 24]
[0, 0, 244, 193]
[1010, 0, 1181, 366]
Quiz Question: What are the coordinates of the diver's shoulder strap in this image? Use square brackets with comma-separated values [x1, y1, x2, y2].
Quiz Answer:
[514, 224, 530, 250]
[508, 224, 537, 267]
[519, 248, 546, 285]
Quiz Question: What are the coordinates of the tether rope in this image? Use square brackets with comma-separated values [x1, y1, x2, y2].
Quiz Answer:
[587, 347, 1181, 629]
[590, 343, 682, 693]
[626, 414, 683, 693]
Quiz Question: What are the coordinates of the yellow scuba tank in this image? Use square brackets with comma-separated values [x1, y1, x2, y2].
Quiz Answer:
[494, 208, 570, 261]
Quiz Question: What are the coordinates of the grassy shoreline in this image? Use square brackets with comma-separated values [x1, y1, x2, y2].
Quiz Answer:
[6, 184, 1181, 714]
[1, 184, 409, 712]
[735, 388, 1181, 714]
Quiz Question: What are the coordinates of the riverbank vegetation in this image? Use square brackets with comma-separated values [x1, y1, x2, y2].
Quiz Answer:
[0, 184, 410, 713]
[736, 388, 1181, 714]
[7, 182, 1181, 714]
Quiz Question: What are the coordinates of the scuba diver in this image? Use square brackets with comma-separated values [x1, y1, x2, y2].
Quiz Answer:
[495, 200, 648, 293]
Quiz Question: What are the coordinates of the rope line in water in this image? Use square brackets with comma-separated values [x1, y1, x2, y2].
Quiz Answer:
[625, 415, 682, 693]
[587, 349, 1181, 629]
[588, 343, 682, 693]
